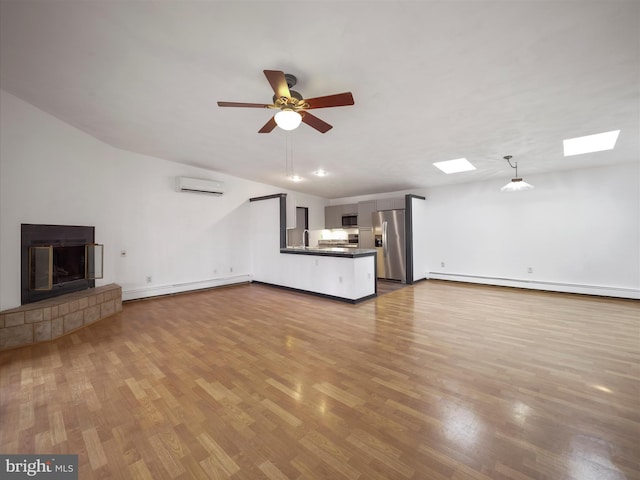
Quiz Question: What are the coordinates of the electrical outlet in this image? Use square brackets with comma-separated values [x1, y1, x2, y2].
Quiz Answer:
[146, 276, 152, 283]
[213, 268, 217, 274]
[229, 267, 233, 273]
[339, 276, 343, 284]
[441, 262, 445, 268]
[528, 267, 533, 274]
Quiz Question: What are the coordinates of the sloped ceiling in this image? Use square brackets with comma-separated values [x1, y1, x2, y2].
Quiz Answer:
[1, 0, 638, 198]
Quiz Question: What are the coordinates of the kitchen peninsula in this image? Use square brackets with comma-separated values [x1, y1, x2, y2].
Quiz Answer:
[250, 195, 377, 303]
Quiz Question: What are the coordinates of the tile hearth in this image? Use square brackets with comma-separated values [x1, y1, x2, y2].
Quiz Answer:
[0, 283, 122, 350]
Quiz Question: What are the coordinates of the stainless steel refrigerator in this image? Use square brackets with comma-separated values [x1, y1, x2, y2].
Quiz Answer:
[373, 209, 406, 282]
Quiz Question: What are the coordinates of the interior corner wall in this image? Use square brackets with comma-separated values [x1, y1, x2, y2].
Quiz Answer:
[423, 162, 640, 298]
[0, 90, 327, 310]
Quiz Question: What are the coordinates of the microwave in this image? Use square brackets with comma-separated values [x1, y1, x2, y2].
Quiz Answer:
[342, 215, 358, 227]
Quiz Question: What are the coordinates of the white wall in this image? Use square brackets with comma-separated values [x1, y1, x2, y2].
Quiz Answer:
[424, 163, 640, 298]
[0, 90, 327, 309]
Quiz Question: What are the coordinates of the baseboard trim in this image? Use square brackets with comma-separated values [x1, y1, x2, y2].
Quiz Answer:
[427, 273, 639, 300]
[251, 281, 377, 304]
[122, 274, 251, 301]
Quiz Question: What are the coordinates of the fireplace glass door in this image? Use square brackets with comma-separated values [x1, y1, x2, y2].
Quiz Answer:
[28, 243, 103, 291]
[85, 243, 104, 280]
[29, 246, 53, 291]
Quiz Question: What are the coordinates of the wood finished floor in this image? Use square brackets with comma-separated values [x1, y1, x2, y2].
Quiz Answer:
[1, 281, 638, 480]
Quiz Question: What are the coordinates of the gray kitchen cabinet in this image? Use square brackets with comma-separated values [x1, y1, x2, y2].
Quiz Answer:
[376, 197, 405, 211]
[342, 203, 358, 215]
[376, 198, 395, 211]
[357, 200, 376, 228]
[324, 205, 342, 229]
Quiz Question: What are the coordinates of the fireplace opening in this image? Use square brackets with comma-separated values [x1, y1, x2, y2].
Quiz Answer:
[52, 246, 86, 284]
[21, 224, 103, 305]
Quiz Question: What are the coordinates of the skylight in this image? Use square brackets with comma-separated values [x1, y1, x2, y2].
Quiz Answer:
[433, 158, 476, 174]
[563, 130, 620, 156]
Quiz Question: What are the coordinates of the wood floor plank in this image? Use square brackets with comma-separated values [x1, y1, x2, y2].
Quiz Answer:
[82, 426, 108, 470]
[1, 281, 638, 479]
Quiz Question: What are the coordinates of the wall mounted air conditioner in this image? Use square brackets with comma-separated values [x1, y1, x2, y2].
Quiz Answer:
[175, 177, 225, 196]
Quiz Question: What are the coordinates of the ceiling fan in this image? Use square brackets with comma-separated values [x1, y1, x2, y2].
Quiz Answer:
[217, 70, 354, 134]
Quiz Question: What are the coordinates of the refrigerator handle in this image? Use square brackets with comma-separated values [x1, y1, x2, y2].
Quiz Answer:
[383, 221, 388, 257]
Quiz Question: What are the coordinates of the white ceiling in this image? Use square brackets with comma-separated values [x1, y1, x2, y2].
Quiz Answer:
[1, 1, 638, 199]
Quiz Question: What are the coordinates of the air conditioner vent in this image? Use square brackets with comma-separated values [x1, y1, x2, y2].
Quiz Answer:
[175, 177, 225, 196]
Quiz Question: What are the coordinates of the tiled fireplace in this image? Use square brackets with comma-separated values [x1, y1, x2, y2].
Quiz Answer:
[0, 284, 122, 350]
[0, 224, 120, 350]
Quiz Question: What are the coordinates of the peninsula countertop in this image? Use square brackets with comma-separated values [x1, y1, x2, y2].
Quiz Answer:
[280, 246, 376, 258]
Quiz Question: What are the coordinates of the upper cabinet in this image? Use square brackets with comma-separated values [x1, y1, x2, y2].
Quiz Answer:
[325, 204, 359, 229]
[342, 203, 358, 215]
[325, 197, 405, 229]
[393, 197, 406, 209]
[376, 197, 405, 211]
[324, 205, 342, 229]
[357, 200, 377, 228]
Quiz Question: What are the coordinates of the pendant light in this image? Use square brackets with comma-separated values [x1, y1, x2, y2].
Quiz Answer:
[501, 155, 534, 192]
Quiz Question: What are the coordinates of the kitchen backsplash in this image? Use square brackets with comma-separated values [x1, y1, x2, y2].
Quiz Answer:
[319, 228, 358, 240]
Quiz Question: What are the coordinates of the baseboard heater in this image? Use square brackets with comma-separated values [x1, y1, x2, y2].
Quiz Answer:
[427, 272, 639, 300]
[122, 274, 249, 301]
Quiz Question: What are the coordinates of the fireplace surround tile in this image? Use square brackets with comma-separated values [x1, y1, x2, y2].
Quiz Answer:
[101, 300, 115, 318]
[25, 309, 44, 324]
[5, 312, 25, 327]
[52, 317, 63, 338]
[0, 324, 33, 349]
[64, 311, 84, 332]
[84, 305, 100, 324]
[69, 300, 80, 314]
[35, 321, 52, 342]
[0, 284, 122, 351]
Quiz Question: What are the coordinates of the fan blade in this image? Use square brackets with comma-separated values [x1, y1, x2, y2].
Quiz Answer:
[258, 116, 277, 133]
[303, 92, 354, 109]
[301, 112, 333, 133]
[217, 101, 272, 108]
[264, 70, 291, 99]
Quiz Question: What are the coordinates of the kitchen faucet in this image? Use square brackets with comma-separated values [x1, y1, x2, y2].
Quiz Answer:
[302, 229, 310, 247]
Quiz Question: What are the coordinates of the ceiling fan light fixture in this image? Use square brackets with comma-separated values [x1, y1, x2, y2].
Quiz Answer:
[289, 174, 303, 182]
[275, 109, 302, 131]
[313, 169, 328, 177]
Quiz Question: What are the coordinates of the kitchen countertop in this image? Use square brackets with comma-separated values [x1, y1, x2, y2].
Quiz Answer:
[280, 246, 376, 258]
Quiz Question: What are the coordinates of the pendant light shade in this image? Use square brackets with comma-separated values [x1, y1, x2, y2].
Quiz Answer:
[501, 178, 535, 192]
[501, 155, 534, 192]
[274, 109, 302, 131]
